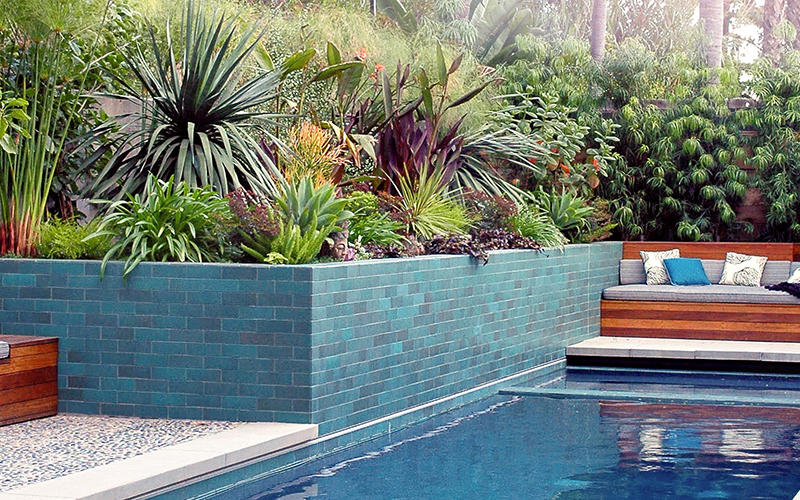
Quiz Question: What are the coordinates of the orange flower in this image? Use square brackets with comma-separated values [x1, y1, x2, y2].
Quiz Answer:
[355, 47, 368, 61]
[375, 64, 385, 73]
[560, 163, 571, 175]
[592, 158, 599, 167]
[551, 147, 559, 153]
[528, 157, 537, 164]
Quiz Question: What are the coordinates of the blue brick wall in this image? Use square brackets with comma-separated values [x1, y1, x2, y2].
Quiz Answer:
[308, 243, 620, 433]
[0, 259, 314, 423]
[0, 242, 621, 433]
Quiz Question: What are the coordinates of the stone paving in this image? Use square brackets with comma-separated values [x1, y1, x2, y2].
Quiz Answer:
[0, 414, 241, 492]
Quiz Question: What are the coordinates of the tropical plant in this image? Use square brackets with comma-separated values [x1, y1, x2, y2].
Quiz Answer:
[0, 0, 111, 256]
[394, 168, 471, 239]
[37, 218, 111, 259]
[747, 51, 800, 240]
[276, 177, 353, 234]
[227, 187, 282, 262]
[509, 205, 567, 248]
[280, 122, 349, 186]
[87, 0, 290, 199]
[461, 189, 517, 230]
[267, 219, 340, 265]
[88, 175, 231, 278]
[376, 0, 533, 66]
[346, 191, 404, 245]
[535, 188, 595, 242]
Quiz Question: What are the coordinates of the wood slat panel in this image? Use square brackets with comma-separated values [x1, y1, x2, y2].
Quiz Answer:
[602, 300, 800, 315]
[601, 299, 800, 342]
[600, 327, 800, 342]
[0, 335, 58, 348]
[3, 342, 59, 359]
[622, 242, 798, 261]
[603, 317, 800, 333]
[0, 382, 57, 405]
[0, 366, 57, 389]
[0, 351, 58, 376]
[0, 336, 58, 427]
[0, 396, 58, 426]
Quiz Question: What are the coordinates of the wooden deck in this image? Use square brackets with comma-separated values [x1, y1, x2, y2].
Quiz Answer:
[0, 335, 58, 426]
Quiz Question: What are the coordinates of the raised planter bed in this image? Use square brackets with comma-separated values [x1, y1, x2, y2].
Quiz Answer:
[0, 243, 621, 434]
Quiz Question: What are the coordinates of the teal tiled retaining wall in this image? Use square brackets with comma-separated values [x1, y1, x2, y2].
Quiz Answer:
[0, 242, 621, 434]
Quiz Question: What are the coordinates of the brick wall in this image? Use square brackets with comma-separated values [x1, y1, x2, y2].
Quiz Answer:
[0, 242, 621, 433]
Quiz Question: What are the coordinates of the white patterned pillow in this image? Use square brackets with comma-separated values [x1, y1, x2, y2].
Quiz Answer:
[788, 267, 800, 283]
[640, 249, 680, 285]
[719, 252, 768, 286]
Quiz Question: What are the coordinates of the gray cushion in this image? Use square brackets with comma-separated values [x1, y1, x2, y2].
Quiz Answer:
[603, 284, 800, 304]
[0, 341, 8, 360]
[619, 259, 791, 286]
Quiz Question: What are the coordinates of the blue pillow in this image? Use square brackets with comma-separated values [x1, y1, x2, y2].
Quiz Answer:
[662, 258, 710, 286]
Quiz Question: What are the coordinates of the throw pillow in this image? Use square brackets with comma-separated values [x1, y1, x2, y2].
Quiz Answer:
[718, 252, 768, 286]
[789, 267, 800, 284]
[663, 258, 711, 286]
[640, 249, 680, 285]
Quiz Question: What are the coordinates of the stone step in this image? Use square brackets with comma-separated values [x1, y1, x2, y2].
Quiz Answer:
[567, 336, 800, 364]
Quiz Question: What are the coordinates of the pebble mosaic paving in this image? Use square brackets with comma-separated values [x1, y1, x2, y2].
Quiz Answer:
[0, 414, 241, 492]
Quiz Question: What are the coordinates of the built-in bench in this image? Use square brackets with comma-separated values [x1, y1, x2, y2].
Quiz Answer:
[0, 335, 58, 426]
[600, 242, 800, 342]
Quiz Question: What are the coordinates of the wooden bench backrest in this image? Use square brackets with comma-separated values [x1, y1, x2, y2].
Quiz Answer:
[622, 242, 800, 261]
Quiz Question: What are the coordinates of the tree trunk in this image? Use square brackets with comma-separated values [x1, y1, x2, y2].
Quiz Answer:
[590, 0, 607, 63]
[763, 0, 786, 58]
[700, 0, 724, 69]
[787, 0, 800, 49]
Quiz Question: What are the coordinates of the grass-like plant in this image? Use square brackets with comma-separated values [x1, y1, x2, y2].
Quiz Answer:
[88, 0, 286, 199]
[0, 0, 111, 256]
[395, 168, 471, 240]
[38, 218, 111, 259]
[88, 175, 231, 278]
[509, 206, 567, 249]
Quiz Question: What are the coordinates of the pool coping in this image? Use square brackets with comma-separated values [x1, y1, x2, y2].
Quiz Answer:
[0, 422, 318, 500]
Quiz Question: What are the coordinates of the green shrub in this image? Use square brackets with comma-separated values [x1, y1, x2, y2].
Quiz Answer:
[89, 175, 231, 278]
[37, 218, 111, 259]
[276, 177, 352, 235]
[534, 188, 594, 243]
[395, 168, 471, 240]
[509, 206, 566, 248]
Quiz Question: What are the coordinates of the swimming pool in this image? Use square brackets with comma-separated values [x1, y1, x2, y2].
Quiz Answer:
[205, 369, 800, 500]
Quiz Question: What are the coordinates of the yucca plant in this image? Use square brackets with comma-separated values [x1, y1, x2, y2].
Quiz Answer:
[395, 168, 471, 240]
[87, 0, 287, 199]
[88, 175, 231, 278]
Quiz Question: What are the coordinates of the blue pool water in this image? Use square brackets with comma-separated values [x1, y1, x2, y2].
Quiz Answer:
[213, 370, 800, 500]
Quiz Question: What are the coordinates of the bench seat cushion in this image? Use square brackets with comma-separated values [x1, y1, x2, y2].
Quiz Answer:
[603, 284, 800, 304]
[620, 259, 791, 286]
[0, 340, 8, 359]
